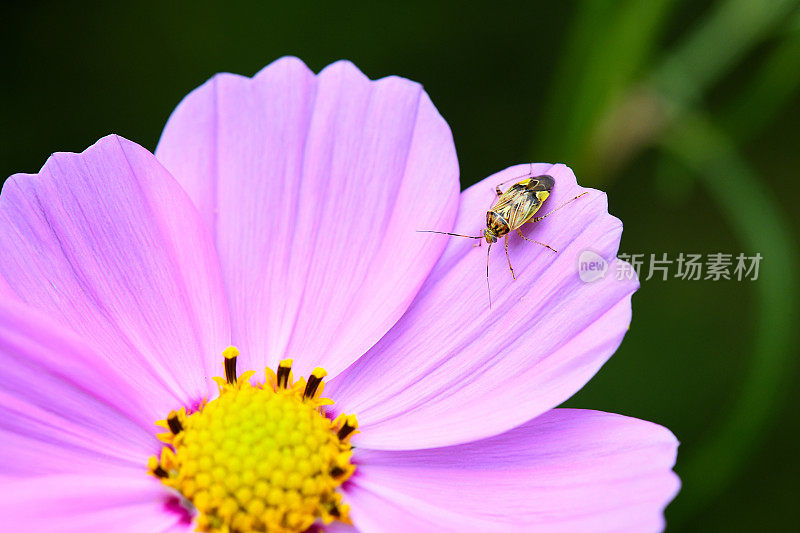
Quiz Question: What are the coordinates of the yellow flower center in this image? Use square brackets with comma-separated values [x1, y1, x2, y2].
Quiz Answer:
[148, 347, 358, 533]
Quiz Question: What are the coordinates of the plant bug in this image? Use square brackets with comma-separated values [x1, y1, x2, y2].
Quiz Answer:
[420, 167, 588, 306]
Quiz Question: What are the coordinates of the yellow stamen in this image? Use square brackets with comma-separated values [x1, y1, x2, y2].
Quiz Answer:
[222, 346, 240, 359]
[303, 368, 327, 400]
[222, 345, 240, 384]
[276, 358, 293, 389]
[149, 349, 356, 532]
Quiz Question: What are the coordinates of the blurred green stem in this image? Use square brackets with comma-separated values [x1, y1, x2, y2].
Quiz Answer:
[566, 0, 800, 181]
[661, 113, 799, 524]
[537, 0, 679, 165]
[720, 7, 800, 140]
[652, 0, 800, 111]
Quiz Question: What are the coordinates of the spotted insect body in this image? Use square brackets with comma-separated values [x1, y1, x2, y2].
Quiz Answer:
[483, 176, 553, 243]
[419, 170, 585, 306]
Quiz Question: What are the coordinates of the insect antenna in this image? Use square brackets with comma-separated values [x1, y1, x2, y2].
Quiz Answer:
[486, 242, 492, 309]
[416, 230, 483, 239]
[533, 191, 590, 222]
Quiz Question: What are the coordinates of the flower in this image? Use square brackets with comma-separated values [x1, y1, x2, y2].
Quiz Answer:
[0, 57, 679, 532]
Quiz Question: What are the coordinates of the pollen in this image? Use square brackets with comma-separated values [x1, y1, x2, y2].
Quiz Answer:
[148, 347, 358, 532]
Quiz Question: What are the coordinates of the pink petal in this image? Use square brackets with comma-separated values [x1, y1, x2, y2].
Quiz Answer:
[328, 163, 639, 449]
[155, 57, 459, 378]
[0, 135, 231, 404]
[320, 523, 358, 532]
[346, 409, 679, 532]
[0, 473, 187, 532]
[0, 299, 162, 476]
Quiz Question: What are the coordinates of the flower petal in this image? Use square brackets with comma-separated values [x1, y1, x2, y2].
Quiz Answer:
[328, 163, 638, 449]
[0, 299, 162, 476]
[321, 523, 358, 532]
[346, 409, 679, 532]
[0, 473, 186, 532]
[0, 135, 231, 404]
[155, 57, 459, 378]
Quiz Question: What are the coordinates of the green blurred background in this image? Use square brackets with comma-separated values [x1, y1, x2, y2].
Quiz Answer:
[2, 1, 798, 530]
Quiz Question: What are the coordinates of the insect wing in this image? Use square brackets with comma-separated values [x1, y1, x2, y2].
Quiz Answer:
[491, 182, 525, 216]
[498, 184, 543, 231]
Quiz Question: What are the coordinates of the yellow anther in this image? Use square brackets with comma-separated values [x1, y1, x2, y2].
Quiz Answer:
[335, 413, 359, 442]
[147, 456, 168, 479]
[149, 353, 355, 532]
[303, 368, 328, 400]
[276, 358, 294, 389]
[222, 346, 240, 384]
[223, 346, 240, 359]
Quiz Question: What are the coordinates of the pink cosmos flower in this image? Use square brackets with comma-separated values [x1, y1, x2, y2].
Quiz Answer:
[0, 57, 679, 532]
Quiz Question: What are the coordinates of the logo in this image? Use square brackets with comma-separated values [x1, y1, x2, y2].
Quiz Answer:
[578, 250, 608, 283]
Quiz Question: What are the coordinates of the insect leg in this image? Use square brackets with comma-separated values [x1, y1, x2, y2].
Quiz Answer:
[532, 191, 590, 222]
[504, 234, 516, 280]
[516, 229, 557, 253]
[493, 163, 535, 191]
